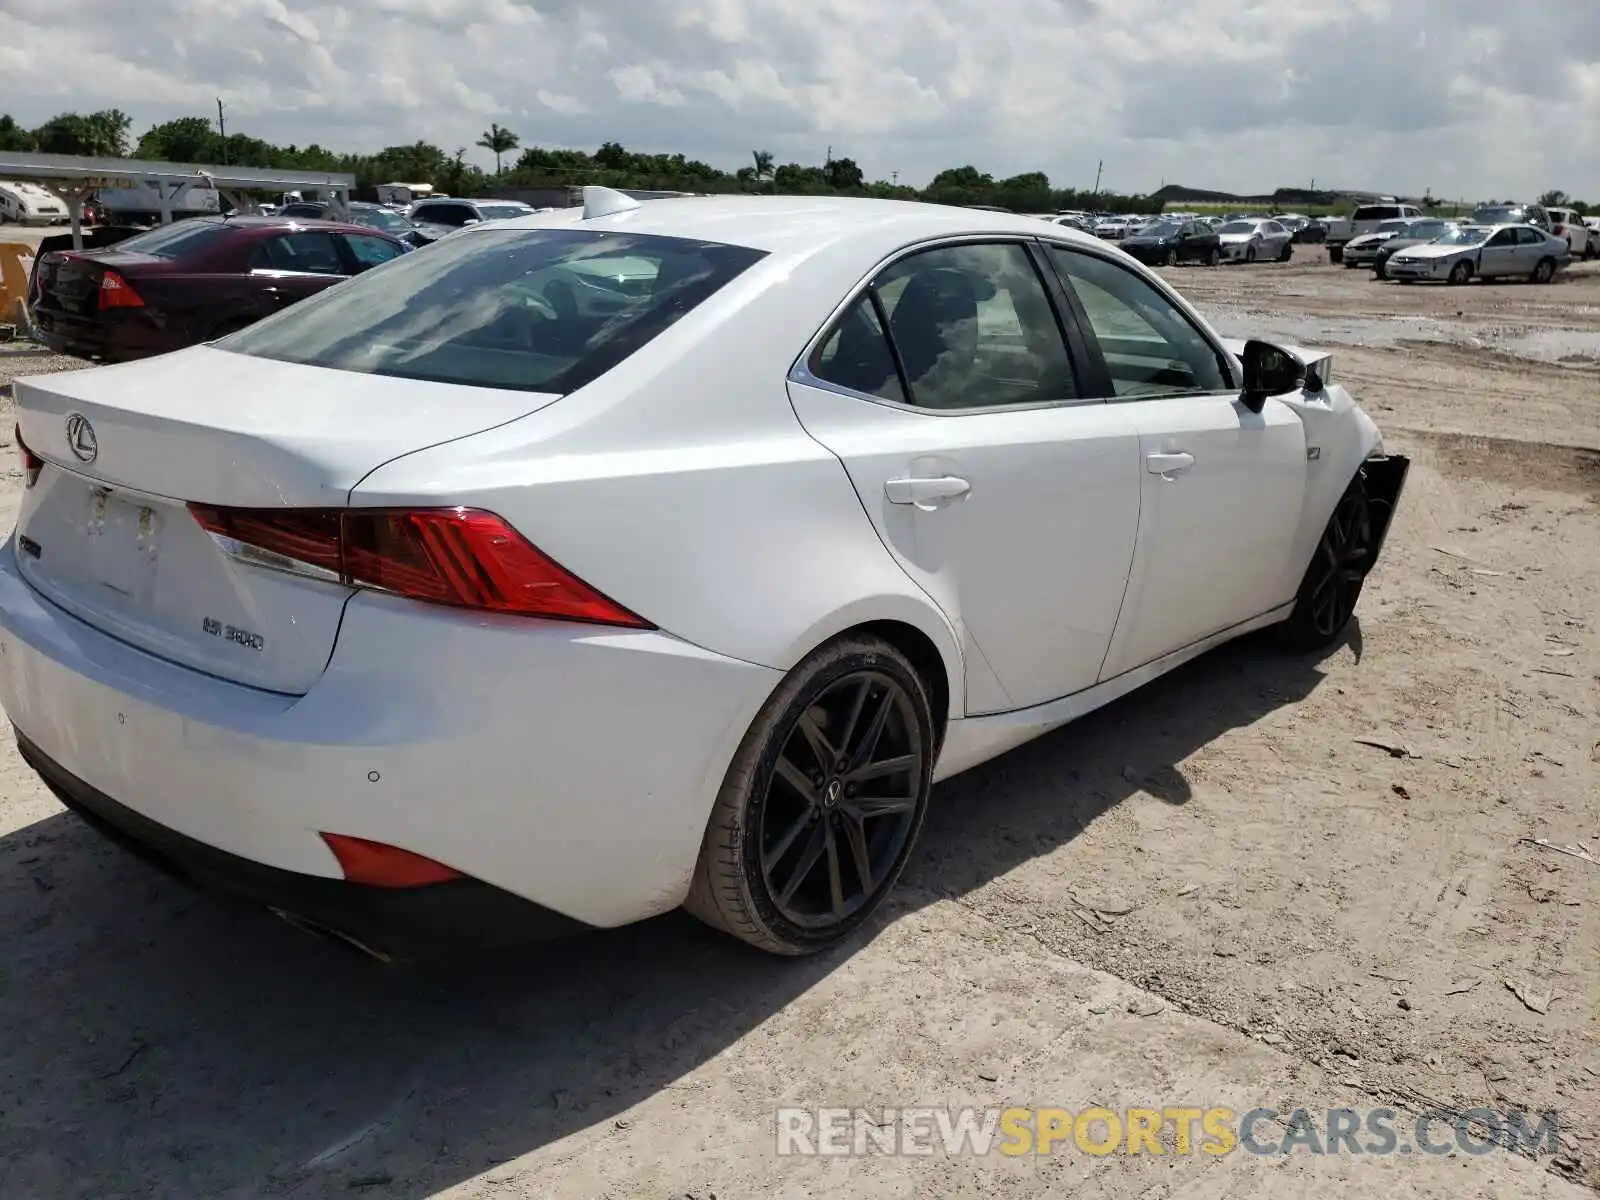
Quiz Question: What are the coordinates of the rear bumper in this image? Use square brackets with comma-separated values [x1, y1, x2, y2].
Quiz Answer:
[16, 732, 587, 960]
[0, 539, 781, 937]
[29, 309, 171, 361]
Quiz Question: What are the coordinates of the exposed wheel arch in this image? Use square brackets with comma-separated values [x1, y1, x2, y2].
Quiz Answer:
[848, 619, 951, 757]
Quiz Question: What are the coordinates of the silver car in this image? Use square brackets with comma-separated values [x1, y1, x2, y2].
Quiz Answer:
[1384, 223, 1569, 285]
[1215, 218, 1294, 263]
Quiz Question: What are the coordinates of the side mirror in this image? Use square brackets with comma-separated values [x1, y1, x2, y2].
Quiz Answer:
[1240, 340, 1303, 412]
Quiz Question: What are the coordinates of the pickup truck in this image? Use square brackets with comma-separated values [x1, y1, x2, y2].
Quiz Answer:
[1326, 202, 1423, 263]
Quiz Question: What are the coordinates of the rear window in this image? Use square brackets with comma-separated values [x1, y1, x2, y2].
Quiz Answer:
[109, 220, 232, 260]
[217, 228, 766, 393]
[1353, 206, 1401, 222]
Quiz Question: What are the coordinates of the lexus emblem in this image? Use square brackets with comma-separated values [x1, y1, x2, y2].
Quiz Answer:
[65, 413, 97, 463]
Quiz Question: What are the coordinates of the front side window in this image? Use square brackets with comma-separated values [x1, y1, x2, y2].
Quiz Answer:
[219, 228, 766, 394]
[1048, 246, 1231, 399]
[1489, 228, 1518, 246]
[342, 233, 405, 270]
[1516, 226, 1546, 245]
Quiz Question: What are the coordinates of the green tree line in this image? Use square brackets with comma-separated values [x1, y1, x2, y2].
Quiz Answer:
[0, 110, 1163, 213]
[2, 110, 1591, 215]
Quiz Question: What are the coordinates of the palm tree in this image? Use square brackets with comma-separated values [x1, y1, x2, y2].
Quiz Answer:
[477, 123, 521, 175]
[752, 149, 774, 188]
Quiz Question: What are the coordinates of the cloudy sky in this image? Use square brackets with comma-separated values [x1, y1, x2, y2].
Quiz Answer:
[2, 0, 1597, 199]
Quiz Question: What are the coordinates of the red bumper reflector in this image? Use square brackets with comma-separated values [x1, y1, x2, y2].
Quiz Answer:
[14, 424, 41, 487]
[320, 833, 465, 888]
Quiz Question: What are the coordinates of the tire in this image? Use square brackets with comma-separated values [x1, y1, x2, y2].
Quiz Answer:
[684, 635, 936, 955]
[1373, 260, 1387, 280]
[1448, 261, 1472, 285]
[1277, 471, 1376, 652]
[1206, 247, 1221, 267]
[1584, 243, 1597, 262]
[1531, 257, 1556, 284]
[1328, 246, 1343, 264]
[1246, 243, 1258, 264]
[1161, 247, 1176, 267]
[1278, 242, 1293, 263]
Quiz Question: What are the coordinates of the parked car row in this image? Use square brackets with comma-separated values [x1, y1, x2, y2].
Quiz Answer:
[27, 216, 411, 361]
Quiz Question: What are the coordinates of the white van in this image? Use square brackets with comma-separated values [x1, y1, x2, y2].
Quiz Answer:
[0, 181, 70, 226]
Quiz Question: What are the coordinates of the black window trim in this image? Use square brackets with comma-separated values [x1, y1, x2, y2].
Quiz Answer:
[1038, 239, 1239, 402]
[789, 234, 1103, 417]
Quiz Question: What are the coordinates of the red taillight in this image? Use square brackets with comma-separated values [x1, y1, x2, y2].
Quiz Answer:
[97, 270, 144, 310]
[14, 425, 41, 488]
[320, 833, 464, 888]
[188, 504, 651, 627]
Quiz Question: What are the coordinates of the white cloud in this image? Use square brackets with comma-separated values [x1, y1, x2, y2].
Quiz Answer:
[1, 0, 1595, 198]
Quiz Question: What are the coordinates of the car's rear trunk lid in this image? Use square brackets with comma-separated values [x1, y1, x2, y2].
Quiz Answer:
[12, 346, 562, 693]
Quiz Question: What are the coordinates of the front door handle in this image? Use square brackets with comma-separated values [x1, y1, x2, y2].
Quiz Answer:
[885, 476, 972, 506]
[1146, 452, 1195, 477]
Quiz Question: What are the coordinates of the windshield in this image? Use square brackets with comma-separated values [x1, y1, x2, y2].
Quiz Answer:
[1471, 207, 1522, 225]
[351, 206, 414, 233]
[1138, 221, 1182, 237]
[1407, 221, 1449, 240]
[218, 228, 766, 394]
[476, 204, 534, 222]
[1217, 221, 1256, 235]
[1434, 226, 1492, 247]
[1377, 219, 1412, 234]
[106, 220, 231, 260]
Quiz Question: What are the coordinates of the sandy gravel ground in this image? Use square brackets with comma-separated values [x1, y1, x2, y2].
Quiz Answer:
[0, 258, 1595, 1200]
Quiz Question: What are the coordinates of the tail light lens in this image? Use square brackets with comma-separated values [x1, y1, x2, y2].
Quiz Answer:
[98, 270, 144, 310]
[188, 504, 651, 627]
[14, 425, 41, 488]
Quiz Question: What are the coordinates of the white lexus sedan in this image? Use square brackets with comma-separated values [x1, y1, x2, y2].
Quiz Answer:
[0, 190, 1409, 959]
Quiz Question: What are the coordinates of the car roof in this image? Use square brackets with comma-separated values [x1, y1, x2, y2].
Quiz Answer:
[473, 195, 1108, 262]
[190, 214, 404, 237]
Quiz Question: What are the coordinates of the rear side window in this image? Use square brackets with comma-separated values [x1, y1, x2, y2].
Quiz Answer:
[811, 296, 907, 404]
[253, 232, 345, 275]
[110, 220, 232, 260]
[219, 228, 766, 393]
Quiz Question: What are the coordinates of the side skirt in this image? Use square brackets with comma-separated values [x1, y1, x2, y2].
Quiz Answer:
[933, 601, 1296, 783]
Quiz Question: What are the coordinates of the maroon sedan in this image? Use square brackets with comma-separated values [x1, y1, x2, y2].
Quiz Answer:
[28, 216, 411, 363]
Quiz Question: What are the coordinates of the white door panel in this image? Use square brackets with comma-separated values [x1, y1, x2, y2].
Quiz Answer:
[1099, 394, 1306, 678]
[788, 381, 1142, 712]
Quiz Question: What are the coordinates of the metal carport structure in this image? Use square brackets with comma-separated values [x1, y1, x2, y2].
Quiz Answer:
[0, 151, 355, 249]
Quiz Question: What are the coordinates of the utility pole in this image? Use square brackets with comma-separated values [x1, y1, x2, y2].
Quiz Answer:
[1093, 159, 1103, 197]
[216, 98, 227, 164]
[892, 170, 899, 186]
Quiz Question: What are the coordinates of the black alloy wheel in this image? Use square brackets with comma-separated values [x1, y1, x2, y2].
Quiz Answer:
[757, 671, 923, 929]
[685, 636, 935, 954]
[1279, 473, 1374, 650]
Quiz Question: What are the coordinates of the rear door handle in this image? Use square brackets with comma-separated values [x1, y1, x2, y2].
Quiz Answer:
[885, 476, 972, 506]
[1146, 452, 1195, 477]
